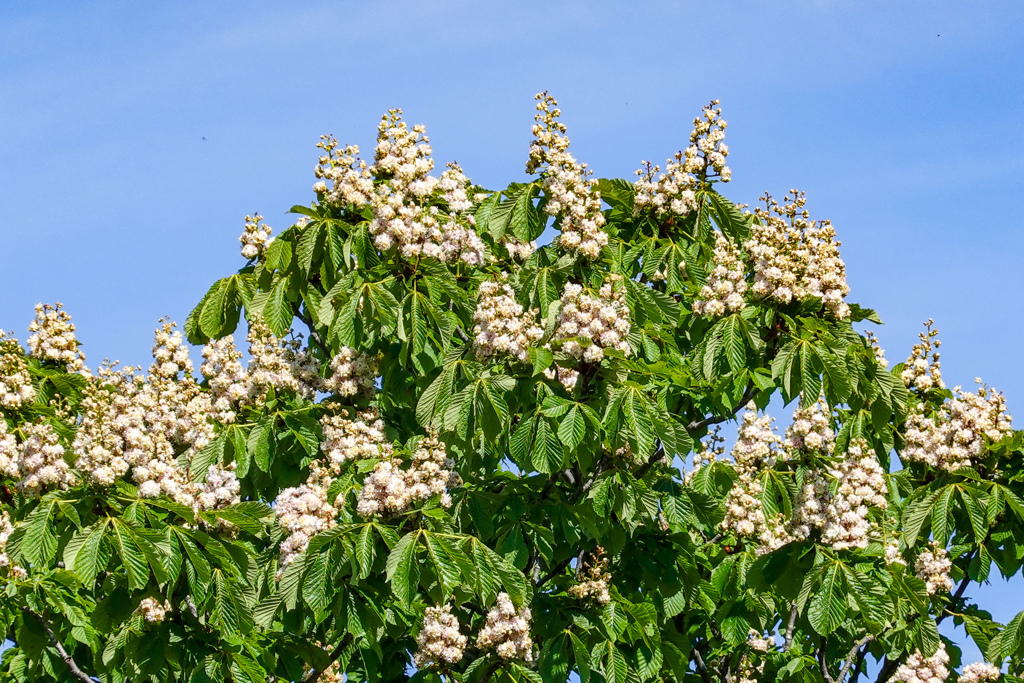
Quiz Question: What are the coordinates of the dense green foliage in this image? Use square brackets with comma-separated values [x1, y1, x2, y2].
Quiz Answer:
[1, 96, 1022, 683]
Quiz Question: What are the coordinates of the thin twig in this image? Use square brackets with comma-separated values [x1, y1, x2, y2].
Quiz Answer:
[20, 608, 93, 683]
[838, 635, 876, 683]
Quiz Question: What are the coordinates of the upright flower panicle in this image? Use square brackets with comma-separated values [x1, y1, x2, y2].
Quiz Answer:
[413, 604, 467, 668]
[314, 136, 374, 208]
[553, 277, 631, 362]
[901, 320, 944, 392]
[693, 232, 747, 317]
[477, 592, 534, 662]
[239, 214, 273, 260]
[323, 347, 378, 397]
[473, 279, 543, 363]
[822, 439, 887, 550]
[888, 643, 949, 683]
[0, 332, 36, 409]
[915, 541, 953, 595]
[527, 92, 608, 259]
[27, 303, 84, 371]
[745, 191, 850, 319]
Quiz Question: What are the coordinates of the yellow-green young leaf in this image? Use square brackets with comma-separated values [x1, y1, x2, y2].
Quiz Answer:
[808, 563, 846, 636]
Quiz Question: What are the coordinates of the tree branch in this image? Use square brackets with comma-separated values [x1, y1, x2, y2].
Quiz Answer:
[301, 634, 354, 683]
[20, 608, 93, 683]
[838, 635, 876, 683]
[784, 603, 799, 651]
[819, 639, 836, 683]
[691, 647, 712, 683]
[937, 570, 973, 625]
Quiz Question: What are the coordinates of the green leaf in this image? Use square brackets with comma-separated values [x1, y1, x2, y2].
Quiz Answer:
[808, 563, 846, 635]
[386, 531, 421, 607]
[265, 277, 293, 335]
[557, 405, 586, 451]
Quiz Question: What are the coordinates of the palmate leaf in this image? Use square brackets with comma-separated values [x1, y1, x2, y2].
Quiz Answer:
[386, 530, 421, 607]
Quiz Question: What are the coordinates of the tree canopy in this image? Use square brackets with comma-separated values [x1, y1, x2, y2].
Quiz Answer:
[1, 93, 1022, 683]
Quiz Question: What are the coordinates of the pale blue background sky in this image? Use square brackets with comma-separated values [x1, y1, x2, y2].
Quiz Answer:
[2, 0, 1022, 667]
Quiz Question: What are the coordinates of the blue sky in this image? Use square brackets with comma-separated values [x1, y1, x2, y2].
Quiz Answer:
[2, 0, 1023, 665]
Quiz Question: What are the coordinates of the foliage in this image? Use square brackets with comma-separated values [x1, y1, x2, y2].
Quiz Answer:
[0, 95, 1021, 683]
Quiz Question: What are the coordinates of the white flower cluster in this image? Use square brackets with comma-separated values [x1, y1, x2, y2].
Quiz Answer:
[746, 191, 850, 319]
[3, 421, 73, 495]
[196, 462, 241, 511]
[246, 319, 321, 400]
[693, 232, 747, 317]
[822, 439, 888, 550]
[239, 214, 273, 261]
[527, 92, 608, 260]
[320, 408, 390, 471]
[201, 336, 248, 423]
[356, 432, 459, 517]
[413, 604, 468, 668]
[367, 110, 485, 265]
[0, 333, 35, 409]
[686, 427, 725, 484]
[748, 629, 774, 653]
[885, 538, 907, 566]
[553, 278, 631, 362]
[476, 592, 534, 662]
[276, 480, 338, 568]
[568, 547, 612, 605]
[542, 363, 580, 391]
[889, 643, 949, 683]
[721, 405, 787, 549]
[788, 471, 831, 541]
[866, 330, 889, 369]
[72, 323, 215, 505]
[690, 100, 731, 181]
[500, 234, 537, 261]
[634, 157, 698, 217]
[958, 662, 1001, 683]
[915, 541, 954, 595]
[314, 135, 374, 208]
[323, 347, 378, 397]
[136, 597, 172, 623]
[901, 320, 944, 392]
[0, 510, 18, 576]
[785, 396, 834, 453]
[903, 383, 1013, 472]
[472, 279, 543, 363]
[27, 303, 84, 371]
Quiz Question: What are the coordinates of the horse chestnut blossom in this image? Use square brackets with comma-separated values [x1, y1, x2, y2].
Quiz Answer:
[788, 471, 831, 541]
[499, 234, 537, 261]
[692, 232, 747, 317]
[323, 347, 378, 397]
[276, 480, 338, 569]
[746, 191, 851, 320]
[320, 408, 390, 469]
[542, 363, 580, 391]
[568, 547, 612, 605]
[958, 662, 1002, 683]
[476, 592, 534, 662]
[136, 597, 172, 623]
[822, 439, 888, 550]
[200, 335, 248, 423]
[0, 333, 36, 409]
[785, 396, 834, 454]
[888, 643, 949, 683]
[553, 278, 631, 362]
[0, 510, 14, 573]
[239, 213, 273, 261]
[472, 279, 544, 363]
[413, 604, 467, 668]
[314, 135, 374, 208]
[27, 302, 84, 371]
[246, 319, 321, 399]
[195, 462, 241, 512]
[11, 421, 73, 494]
[527, 92, 608, 260]
[901, 320, 944, 392]
[367, 110, 485, 266]
[903, 382, 1012, 472]
[915, 541, 954, 595]
[721, 405, 788, 549]
[356, 432, 459, 517]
